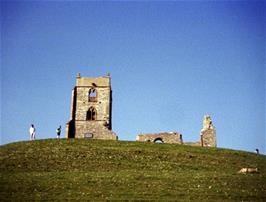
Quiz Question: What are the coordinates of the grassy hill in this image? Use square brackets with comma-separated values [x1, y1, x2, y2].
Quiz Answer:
[0, 139, 265, 201]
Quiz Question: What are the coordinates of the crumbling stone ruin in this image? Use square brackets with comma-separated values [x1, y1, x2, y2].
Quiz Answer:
[65, 73, 216, 147]
[136, 132, 183, 144]
[200, 115, 216, 147]
[136, 115, 217, 147]
[66, 73, 117, 140]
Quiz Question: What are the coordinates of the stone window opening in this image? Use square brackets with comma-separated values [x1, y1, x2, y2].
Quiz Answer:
[86, 107, 97, 121]
[88, 89, 97, 102]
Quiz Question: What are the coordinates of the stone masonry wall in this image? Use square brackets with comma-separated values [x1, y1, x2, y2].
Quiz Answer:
[75, 121, 117, 140]
[201, 129, 216, 147]
[200, 115, 216, 147]
[75, 87, 110, 124]
[136, 132, 183, 144]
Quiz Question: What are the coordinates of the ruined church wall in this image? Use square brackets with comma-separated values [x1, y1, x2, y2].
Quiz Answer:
[201, 128, 216, 147]
[200, 115, 217, 147]
[137, 133, 183, 144]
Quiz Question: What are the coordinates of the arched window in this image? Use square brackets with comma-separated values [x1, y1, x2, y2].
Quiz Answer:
[88, 89, 97, 102]
[86, 107, 97, 121]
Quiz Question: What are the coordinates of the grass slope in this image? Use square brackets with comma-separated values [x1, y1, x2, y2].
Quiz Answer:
[0, 139, 265, 201]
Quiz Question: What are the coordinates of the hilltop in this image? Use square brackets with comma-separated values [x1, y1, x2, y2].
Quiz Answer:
[0, 139, 265, 201]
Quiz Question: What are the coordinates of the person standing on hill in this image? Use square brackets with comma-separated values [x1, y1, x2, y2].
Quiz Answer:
[56, 125, 61, 139]
[29, 124, 36, 140]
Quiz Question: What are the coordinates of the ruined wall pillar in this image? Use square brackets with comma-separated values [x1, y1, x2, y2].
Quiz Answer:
[200, 115, 216, 147]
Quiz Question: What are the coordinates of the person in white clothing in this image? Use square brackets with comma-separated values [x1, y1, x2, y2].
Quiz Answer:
[29, 124, 36, 140]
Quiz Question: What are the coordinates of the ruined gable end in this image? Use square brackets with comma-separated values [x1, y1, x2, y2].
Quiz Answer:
[200, 115, 216, 147]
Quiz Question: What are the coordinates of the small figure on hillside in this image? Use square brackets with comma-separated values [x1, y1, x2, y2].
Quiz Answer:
[255, 148, 259, 154]
[29, 124, 36, 140]
[56, 125, 61, 139]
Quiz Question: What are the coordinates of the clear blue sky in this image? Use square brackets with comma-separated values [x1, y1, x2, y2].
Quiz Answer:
[1, 1, 265, 154]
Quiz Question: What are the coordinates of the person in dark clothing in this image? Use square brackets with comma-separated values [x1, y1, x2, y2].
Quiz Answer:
[56, 125, 61, 139]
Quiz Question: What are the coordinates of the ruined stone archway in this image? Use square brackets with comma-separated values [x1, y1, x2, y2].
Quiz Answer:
[154, 137, 164, 143]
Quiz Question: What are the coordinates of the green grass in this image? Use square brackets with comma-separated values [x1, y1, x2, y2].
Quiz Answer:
[0, 139, 265, 201]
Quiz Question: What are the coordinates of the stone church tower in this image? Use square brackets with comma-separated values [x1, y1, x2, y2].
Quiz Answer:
[200, 115, 216, 147]
[66, 73, 117, 140]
